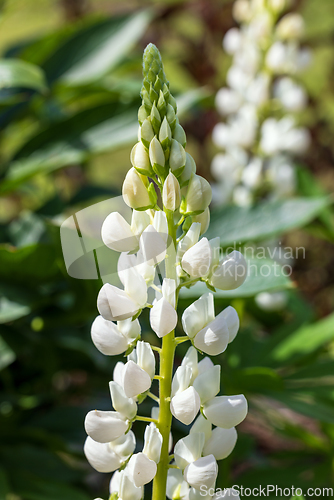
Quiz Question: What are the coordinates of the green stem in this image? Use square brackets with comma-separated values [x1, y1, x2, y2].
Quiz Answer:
[152, 211, 177, 500]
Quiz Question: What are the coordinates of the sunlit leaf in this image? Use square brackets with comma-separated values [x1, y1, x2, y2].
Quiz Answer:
[0, 59, 47, 92]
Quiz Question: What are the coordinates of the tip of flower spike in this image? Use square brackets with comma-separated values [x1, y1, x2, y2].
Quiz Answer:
[143, 43, 163, 77]
[141, 43, 169, 112]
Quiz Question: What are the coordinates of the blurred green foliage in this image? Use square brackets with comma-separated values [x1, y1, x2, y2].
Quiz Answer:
[0, 0, 334, 499]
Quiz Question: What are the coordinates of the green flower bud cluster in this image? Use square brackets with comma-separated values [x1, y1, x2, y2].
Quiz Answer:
[123, 44, 211, 224]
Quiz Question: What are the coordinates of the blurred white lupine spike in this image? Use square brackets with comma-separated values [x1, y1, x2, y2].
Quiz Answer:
[170, 386, 201, 425]
[184, 454, 218, 490]
[193, 365, 221, 404]
[139, 224, 167, 266]
[203, 427, 238, 461]
[171, 365, 192, 397]
[166, 469, 190, 500]
[84, 437, 122, 473]
[101, 212, 139, 253]
[190, 414, 212, 442]
[220, 306, 240, 343]
[174, 432, 205, 470]
[181, 237, 212, 278]
[142, 422, 163, 463]
[182, 293, 215, 339]
[135, 341, 156, 379]
[127, 452, 157, 487]
[84, 410, 128, 443]
[181, 346, 198, 382]
[203, 395, 248, 428]
[210, 251, 247, 291]
[97, 267, 147, 322]
[109, 381, 137, 420]
[122, 360, 152, 398]
[276, 12, 304, 40]
[197, 356, 214, 375]
[110, 470, 143, 500]
[91, 316, 129, 356]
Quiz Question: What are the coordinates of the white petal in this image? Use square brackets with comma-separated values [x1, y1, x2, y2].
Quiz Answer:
[91, 315, 128, 356]
[97, 284, 139, 321]
[139, 225, 167, 266]
[182, 293, 215, 339]
[220, 306, 239, 343]
[213, 488, 240, 499]
[184, 454, 218, 490]
[122, 360, 152, 398]
[136, 341, 156, 379]
[113, 361, 125, 388]
[84, 410, 127, 443]
[127, 452, 157, 487]
[194, 314, 229, 356]
[162, 278, 176, 307]
[203, 427, 237, 460]
[110, 430, 136, 460]
[203, 395, 248, 428]
[150, 297, 178, 338]
[193, 365, 221, 403]
[197, 357, 214, 375]
[170, 386, 201, 425]
[84, 436, 122, 473]
[171, 365, 192, 396]
[109, 381, 137, 420]
[153, 211, 168, 243]
[167, 469, 190, 500]
[118, 470, 144, 500]
[181, 238, 212, 278]
[177, 222, 201, 260]
[190, 414, 212, 442]
[119, 266, 147, 308]
[210, 251, 247, 290]
[102, 212, 138, 253]
[143, 423, 163, 463]
[181, 346, 198, 382]
[117, 317, 141, 342]
[174, 432, 205, 470]
[189, 486, 215, 500]
[131, 210, 150, 235]
[110, 470, 122, 494]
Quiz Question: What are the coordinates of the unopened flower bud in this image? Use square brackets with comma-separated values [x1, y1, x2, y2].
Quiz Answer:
[181, 237, 212, 278]
[127, 452, 157, 487]
[192, 207, 210, 235]
[163, 172, 181, 211]
[135, 341, 156, 379]
[123, 168, 155, 210]
[84, 410, 127, 443]
[184, 454, 218, 490]
[142, 423, 163, 463]
[203, 395, 248, 428]
[171, 365, 192, 396]
[138, 104, 148, 125]
[139, 119, 155, 149]
[170, 386, 201, 425]
[179, 153, 196, 189]
[159, 116, 172, 148]
[173, 123, 186, 148]
[166, 103, 176, 130]
[276, 13, 304, 40]
[169, 139, 186, 177]
[210, 251, 247, 291]
[180, 174, 212, 215]
[149, 136, 165, 172]
[150, 102, 161, 134]
[168, 93, 177, 112]
[150, 295, 178, 338]
[157, 90, 167, 116]
[181, 346, 198, 382]
[203, 427, 237, 461]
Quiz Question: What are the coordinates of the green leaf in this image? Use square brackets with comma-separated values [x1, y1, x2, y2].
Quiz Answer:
[0, 59, 47, 92]
[224, 367, 284, 394]
[286, 360, 334, 380]
[270, 313, 334, 363]
[180, 257, 292, 299]
[207, 197, 331, 246]
[42, 11, 152, 85]
[272, 392, 334, 424]
[0, 466, 10, 497]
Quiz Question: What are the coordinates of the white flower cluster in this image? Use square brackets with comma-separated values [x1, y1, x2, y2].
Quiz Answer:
[212, 0, 311, 206]
[85, 44, 249, 500]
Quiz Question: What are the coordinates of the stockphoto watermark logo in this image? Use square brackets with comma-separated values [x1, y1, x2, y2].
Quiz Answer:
[200, 485, 334, 497]
[59, 195, 306, 283]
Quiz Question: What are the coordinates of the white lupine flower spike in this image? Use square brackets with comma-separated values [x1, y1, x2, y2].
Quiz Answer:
[83, 43, 252, 500]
